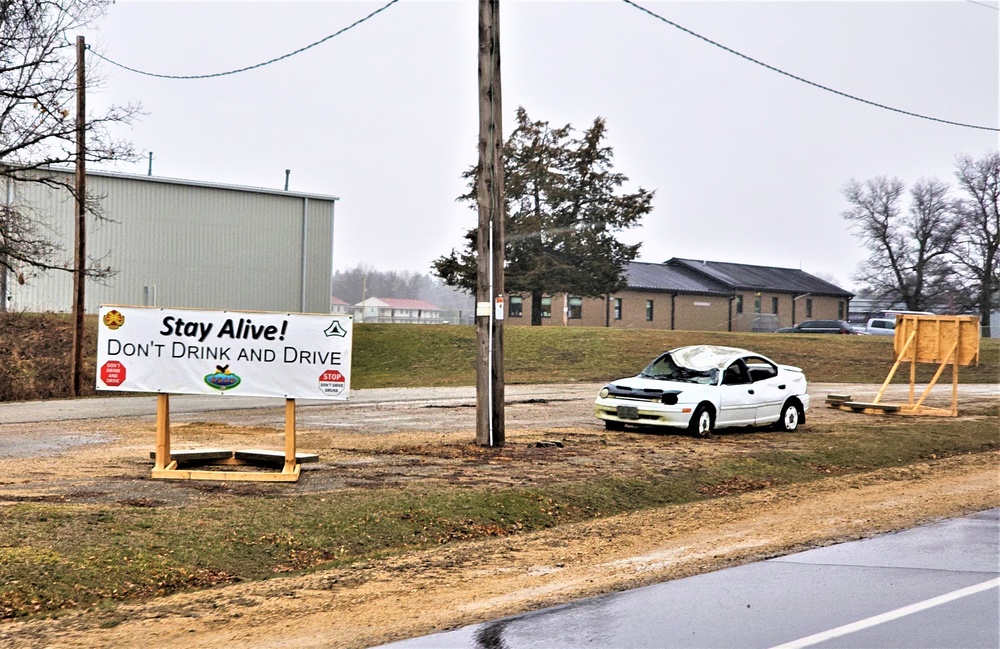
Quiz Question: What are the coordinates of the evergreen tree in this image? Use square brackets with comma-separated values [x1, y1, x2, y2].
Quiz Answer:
[434, 107, 653, 325]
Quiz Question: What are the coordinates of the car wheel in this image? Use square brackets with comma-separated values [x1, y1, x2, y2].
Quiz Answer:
[775, 401, 802, 432]
[689, 405, 714, 438]
[604, 419, 626, 431]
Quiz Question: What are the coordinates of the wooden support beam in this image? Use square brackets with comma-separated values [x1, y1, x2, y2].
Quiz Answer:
[284, 398, 296, 474]
[874, 330, 916, 404]
[154, 393, 170, 470]
[909, 342, 957, 413]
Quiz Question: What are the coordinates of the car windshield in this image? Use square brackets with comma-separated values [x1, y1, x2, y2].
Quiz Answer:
[639, 353, 719, 384]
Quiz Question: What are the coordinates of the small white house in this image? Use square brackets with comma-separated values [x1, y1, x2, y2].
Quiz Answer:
[354, 297, 441, 324]
[330, 295, 351, 315]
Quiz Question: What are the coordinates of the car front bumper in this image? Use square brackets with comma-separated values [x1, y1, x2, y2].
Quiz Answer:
[594, 398, 696, 429]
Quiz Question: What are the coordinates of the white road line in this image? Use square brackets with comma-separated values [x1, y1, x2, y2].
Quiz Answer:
[768, 577, 1000, 649]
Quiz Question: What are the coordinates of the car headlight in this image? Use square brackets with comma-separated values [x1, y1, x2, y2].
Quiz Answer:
[599, 387, 609, 399]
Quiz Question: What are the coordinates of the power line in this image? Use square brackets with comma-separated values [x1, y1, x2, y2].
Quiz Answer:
[88, 0, 401, 80]
[620, 0, 999, 132]
[965, 0, 999, 11]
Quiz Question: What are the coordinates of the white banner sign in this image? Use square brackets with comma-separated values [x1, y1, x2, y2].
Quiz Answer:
[96, 306, 352, 400]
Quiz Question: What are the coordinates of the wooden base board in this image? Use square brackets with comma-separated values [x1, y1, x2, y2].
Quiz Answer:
[151, 463, 301, 482]
[148, 449, 315, 482]
[234, 449, 320, 465]
[898, 405, 958, 417]
[833, 402, 957, 417]
[148, 449, 320, 465]
[148, 449, 234, 463]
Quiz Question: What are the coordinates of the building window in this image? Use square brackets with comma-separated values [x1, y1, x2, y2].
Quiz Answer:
[646, 300, 654, 321]
[754, 295, 762, 314]
[509, 296, 523, 317]
[806, 298, 813, 318]
[838, 301, 845, 320]
[568, 296, 582, 319]
[540, 296, 552, 318]
[772, 297, 779, 314]
[735, 295, 743, 314]
[613, 298, 622, 320]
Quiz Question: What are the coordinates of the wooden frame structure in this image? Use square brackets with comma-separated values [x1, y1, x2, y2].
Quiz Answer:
[151, 394, 313, 482]
[833, 315, 980, 417]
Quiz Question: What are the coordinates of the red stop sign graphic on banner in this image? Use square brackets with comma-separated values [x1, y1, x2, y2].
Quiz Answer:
[100, 360, 126, 387]
[318, 369, 346, 396]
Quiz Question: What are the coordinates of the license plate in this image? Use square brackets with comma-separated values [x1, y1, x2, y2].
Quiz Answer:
[617, 405, 639, 420]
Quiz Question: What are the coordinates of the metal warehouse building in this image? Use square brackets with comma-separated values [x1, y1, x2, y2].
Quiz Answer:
[5, 169, 338, 314]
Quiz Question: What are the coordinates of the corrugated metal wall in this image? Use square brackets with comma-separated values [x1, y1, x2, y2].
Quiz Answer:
[5, 170, 336, 314]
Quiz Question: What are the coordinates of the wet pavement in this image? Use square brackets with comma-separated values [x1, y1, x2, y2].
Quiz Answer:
[377, 509, 1000, 649]
[0, 383, 602, 424]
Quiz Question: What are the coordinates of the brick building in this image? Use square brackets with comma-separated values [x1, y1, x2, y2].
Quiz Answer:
[506, 259, 853, 332]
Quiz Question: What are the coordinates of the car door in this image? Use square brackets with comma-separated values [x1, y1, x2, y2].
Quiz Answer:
[716, 360, 757, 427]
[744, 355, 784, 424]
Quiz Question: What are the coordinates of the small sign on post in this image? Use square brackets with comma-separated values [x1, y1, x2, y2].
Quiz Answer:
[99, 360, 126, 387]
[494, 295, 505, 320]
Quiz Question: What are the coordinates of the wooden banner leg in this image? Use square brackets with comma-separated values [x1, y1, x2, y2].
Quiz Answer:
[874, 331, 916, 404]
[951, 355, 959, 416]
[910, 343, 957, 413]
[908, 358, 916, 405]
[155, 393, 171, 470]
[284, 398, 297, 474]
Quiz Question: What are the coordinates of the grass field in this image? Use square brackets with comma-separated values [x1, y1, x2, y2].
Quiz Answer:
[1, 313, 997, 401]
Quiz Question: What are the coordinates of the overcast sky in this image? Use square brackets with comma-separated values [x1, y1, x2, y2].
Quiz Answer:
[83, 0, 999, 292]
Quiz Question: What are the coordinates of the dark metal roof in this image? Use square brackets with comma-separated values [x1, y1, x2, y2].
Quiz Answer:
[667, 258, 854, 297]
[624, 262, 732, 295]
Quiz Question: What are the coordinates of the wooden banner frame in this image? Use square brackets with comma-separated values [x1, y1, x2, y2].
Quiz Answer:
[151, 394, 311, 482]
[832, 315, 980, 417]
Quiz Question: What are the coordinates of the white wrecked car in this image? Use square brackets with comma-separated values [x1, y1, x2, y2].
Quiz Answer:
[594, 345, 809, 437]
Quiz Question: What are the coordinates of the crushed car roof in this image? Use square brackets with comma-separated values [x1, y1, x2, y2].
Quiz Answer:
[668, 345, 752, 371]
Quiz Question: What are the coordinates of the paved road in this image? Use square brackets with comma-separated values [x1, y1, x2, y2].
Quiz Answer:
[377, 509, 1000, 649]
[3, 383, 994, 424]
[0, 384, 603, 424]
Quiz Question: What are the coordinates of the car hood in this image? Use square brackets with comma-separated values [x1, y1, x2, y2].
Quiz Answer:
[610, 376, 706, 391]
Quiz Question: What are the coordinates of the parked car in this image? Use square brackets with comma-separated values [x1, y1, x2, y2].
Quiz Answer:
[775, 319, 857, 334]
[594, 345, 810, 437]
[865, 317, 897, 336]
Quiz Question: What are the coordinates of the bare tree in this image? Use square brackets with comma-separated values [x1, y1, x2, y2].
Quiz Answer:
[842, 176, 959, 311]
[0, 0, 138, 308]
[951, 151, 1000, 333]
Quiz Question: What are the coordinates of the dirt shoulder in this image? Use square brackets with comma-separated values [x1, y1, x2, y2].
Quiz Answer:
[2, 450, 997, 649]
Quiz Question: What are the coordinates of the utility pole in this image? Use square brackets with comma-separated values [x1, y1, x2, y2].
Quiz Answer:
[71, 35, 87, 397]
[476, 0, 505, 447]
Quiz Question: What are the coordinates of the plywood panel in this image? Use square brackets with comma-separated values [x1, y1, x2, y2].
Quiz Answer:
[894, 315, 980, 366]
